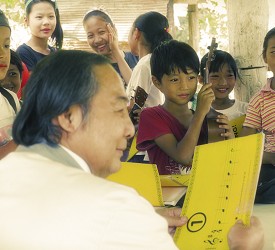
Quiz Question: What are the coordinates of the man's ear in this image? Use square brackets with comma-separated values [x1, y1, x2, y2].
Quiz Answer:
[55, 105, 83, 133]
[152, 75, 162, 90]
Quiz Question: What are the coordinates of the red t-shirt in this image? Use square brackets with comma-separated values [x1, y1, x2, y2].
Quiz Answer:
[137, 105, 208, 174]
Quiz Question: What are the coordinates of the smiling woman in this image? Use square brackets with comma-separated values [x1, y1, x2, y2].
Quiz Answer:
[83, 8, 138, 86]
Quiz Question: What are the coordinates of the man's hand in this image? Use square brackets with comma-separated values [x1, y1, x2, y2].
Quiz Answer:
[155, 207, 188, 236]
[227, 216, 264, 250]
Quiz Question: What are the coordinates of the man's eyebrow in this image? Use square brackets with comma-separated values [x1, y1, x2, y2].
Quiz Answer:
[117, 96, 129, 103]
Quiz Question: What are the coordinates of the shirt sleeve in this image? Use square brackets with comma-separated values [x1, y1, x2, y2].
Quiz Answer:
[126, 60, 152, 101]
[16, 45, 36, 71]
[101, 187, 178, 250]
[137, 107, 172, 151]
[243, 93, 262, 129]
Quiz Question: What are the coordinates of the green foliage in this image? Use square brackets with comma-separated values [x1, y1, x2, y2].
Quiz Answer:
[2, 0, 24, 5]
[0, 0, 25, 23]
[173, 15, 189, 44]
[174, 0, 228, 57]
[0, 0, 27, 49]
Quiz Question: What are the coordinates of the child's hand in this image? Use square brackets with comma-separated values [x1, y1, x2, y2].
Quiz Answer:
[216, 114, 234, 139]
[107, 23, 120, 56]
[128, 101, 142, 125]
[196, 83, 215, 116]
[127, 97, 135, 112]
[132, 108, 142, 124]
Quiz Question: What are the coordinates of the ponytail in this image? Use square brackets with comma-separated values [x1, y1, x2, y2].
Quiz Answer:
[52, 7, 63, 49]
[133, 11, 172, 52]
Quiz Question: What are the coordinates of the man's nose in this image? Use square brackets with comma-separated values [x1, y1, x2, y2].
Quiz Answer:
[125, 115, 135, 140]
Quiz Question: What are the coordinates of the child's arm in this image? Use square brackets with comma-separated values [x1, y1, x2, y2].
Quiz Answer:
[240, 126, 257, 136]
[155, 83, 214, 165]
[107, 24, 132, 85]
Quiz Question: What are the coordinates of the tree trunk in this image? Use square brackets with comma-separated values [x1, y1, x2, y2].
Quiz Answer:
[227, 0, 269, 102]
[167, 0, 175, 37]
[188, 4, 199, 52]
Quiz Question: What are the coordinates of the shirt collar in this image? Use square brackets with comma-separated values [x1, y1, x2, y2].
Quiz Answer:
[59, 145, 91, 173]
[262, 77, 275, 92]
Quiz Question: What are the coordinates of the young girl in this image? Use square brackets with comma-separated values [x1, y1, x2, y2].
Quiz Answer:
[83, 9, 138, 85]
[16, 0, 63, 72]
[0, 10, 20, 159]
[137, 40, 233, 175]
[241, 27, 275, 203]
[126, 11, 173, 110]
[200, 50, 248, 121]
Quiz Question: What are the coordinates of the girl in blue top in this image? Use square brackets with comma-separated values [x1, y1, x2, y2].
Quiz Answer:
[17, 0, 63, 71]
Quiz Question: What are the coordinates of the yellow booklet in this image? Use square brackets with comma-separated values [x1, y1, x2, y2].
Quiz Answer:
[174, 133, 264, 249]
[162, 186, 187, 206]
[107, 162, 164, 206]
[229, 114, 246, 138]
[107, 162, 188, 206]
[160, 174, 190, 187]
[126, 134, 138, 161]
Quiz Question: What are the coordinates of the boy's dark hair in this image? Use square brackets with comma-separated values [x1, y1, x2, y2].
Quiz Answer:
[133, 11, 173, 53]
[200, 50, 239, 79]
[0, 9, 10, 30]
[83, 9, 114, 27]
[151, 40, 200, 82]
[262, 27, 275, 60]
[25, 0, 63, 49]
[13, 50, 110, 146]
[10, 49, 23, 78]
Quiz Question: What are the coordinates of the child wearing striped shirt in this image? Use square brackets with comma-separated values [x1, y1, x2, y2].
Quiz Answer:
[241, 27, 275, 203]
